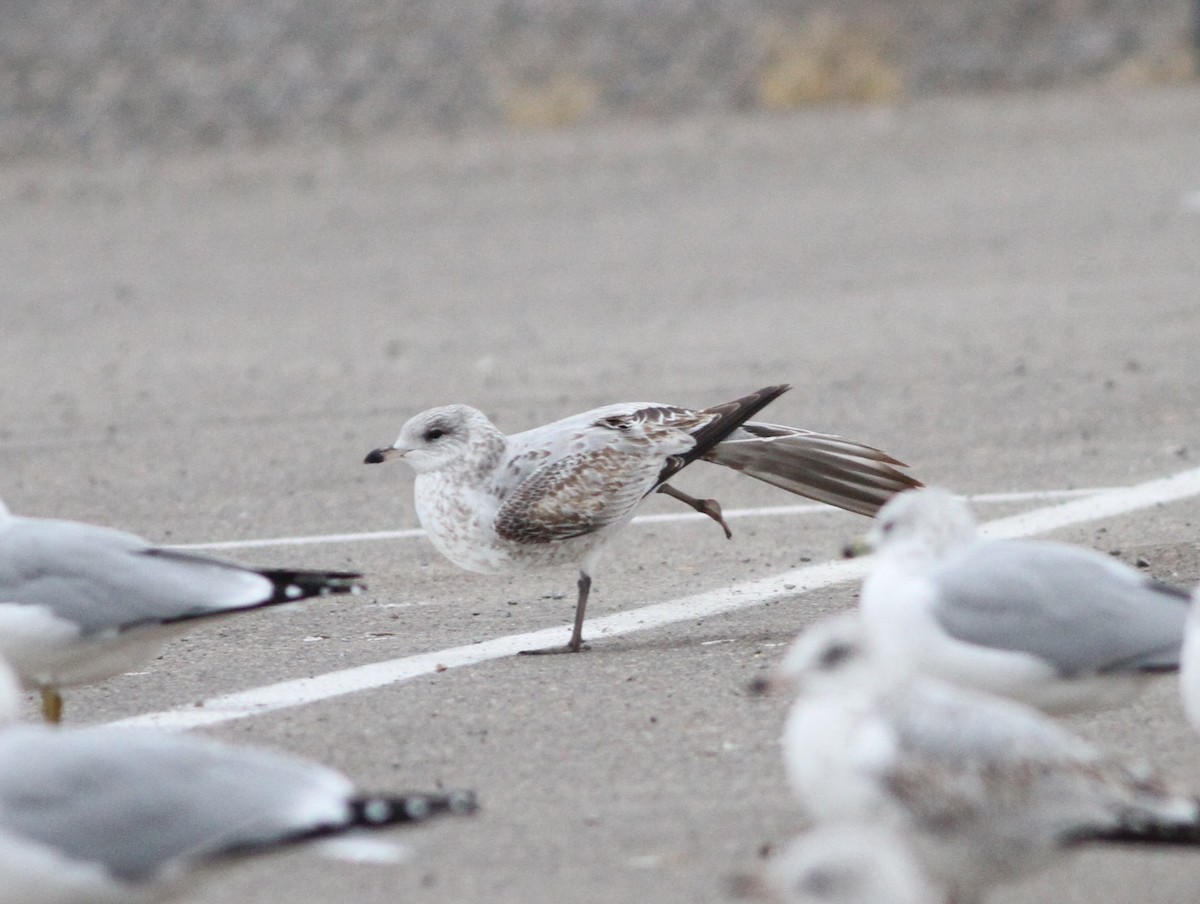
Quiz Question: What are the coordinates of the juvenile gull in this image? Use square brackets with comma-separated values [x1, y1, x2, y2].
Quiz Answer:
[0, 499, 365, 722]
[848, 487, 1189, 713]
[364, 385, 920, 652]
[0, 660, 476, 904]
[772, 614, 1200, 904]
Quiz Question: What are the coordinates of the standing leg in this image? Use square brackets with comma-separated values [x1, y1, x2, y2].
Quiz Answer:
[657, 483, 733, 539]
[566, 571, 592, 652]
[519, 570, 594, 655]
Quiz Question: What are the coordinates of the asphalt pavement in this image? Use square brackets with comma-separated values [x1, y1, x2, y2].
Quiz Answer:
[1, 84, 1199, 903]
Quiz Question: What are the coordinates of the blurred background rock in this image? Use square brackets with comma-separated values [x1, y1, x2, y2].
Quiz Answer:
[0, 0, 1195, 159]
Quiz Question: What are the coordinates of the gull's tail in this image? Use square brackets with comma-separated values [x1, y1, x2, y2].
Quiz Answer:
[703, 421, 923, 518]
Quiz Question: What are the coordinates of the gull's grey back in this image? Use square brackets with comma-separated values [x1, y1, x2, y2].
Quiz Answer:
[931, 539, 1188, 675]
[0, 516, 270, 634]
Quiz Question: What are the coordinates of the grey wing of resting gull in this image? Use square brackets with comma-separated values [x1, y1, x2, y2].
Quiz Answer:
[0, 723, 476, 904]
[0, 499, 364, 722]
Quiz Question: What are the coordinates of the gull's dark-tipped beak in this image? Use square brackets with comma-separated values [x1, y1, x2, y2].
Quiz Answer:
[747, 675, 774, 696]
[842, 537, 872, 559]
[364, 446, 400, 464]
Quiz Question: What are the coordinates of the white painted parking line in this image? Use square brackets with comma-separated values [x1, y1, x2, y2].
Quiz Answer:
[109, 469, 1200, 731]
[172, 487, 1115, 552]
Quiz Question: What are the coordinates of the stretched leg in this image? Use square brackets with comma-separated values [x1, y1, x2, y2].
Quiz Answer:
[657, 483, 733, 539]
[40, 686, 63, 724]
[519, 571, 593, 655]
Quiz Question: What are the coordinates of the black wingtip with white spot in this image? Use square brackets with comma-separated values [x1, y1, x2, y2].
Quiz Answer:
[260, 568, 367, 604]
[349, 790, 479, 829]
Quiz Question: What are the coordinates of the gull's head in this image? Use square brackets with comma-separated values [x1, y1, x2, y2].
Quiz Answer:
[860, 487, 977, 562]
[364, 405, 500, 475]
[762, 826, 938, 904]
[764, 613, 874, 697]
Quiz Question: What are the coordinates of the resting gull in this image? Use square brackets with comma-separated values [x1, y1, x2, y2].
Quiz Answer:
[769, 613, 1200, 904]
[364, 384, 920, 652]
[0, 658, 475, 904]
[0, 499, 364, 722]
[847, 487, 1189, 713]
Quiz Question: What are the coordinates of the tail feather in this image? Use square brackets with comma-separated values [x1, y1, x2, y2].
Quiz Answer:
[703, 428, 923, 517]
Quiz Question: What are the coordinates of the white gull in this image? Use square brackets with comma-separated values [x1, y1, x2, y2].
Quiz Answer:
[849, 487, 1189, 713]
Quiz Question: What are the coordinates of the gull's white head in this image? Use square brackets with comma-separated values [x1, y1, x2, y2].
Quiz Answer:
[770, 613, 878, 697]
[865, 487, 977, 562]
[364, 406, 504, 475]
[763, 825, 941, 904]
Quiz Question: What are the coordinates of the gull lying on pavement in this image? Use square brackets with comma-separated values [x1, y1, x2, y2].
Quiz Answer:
[0, 499, 364, 722]
[0, 658, 475, 904]
[365, 384, 920, 652]
[848, 487, 1189, 713]
[769, 613, 1200, 904]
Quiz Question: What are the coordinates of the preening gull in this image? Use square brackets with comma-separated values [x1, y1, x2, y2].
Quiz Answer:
[0, 499, 365, 722]
[365, 385, 920, 652]
[771, 614, 1200, 904]
[0, 660, 476, 904]
[848, 487, 1188, 713]
[753, 824, 944, 904]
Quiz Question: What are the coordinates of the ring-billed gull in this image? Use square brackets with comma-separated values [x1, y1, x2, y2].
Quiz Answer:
[771, 614, 1200, 904]
[364, 385, 920, 652]
[0, 660, 476, 904]
[751, 825, 944, 904]
[0, 499, 365, 722]
[848, 487, 1189, 712]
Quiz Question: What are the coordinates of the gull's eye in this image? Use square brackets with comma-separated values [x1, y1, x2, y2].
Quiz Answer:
[818, 641, 856, 671]
[423, 427, 446, 442]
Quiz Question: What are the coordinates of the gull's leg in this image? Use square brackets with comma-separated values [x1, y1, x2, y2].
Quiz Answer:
[519, 571, 593, 655]
[567, 571, 591, 652]
[40, 687, 63, 724]
[657, 483, 733, 539]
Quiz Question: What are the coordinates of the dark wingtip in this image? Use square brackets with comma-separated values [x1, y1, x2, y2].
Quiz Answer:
[364, 448, 386, 464]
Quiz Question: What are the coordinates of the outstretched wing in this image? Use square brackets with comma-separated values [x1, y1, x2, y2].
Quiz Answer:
[703, 422, 922, 517]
